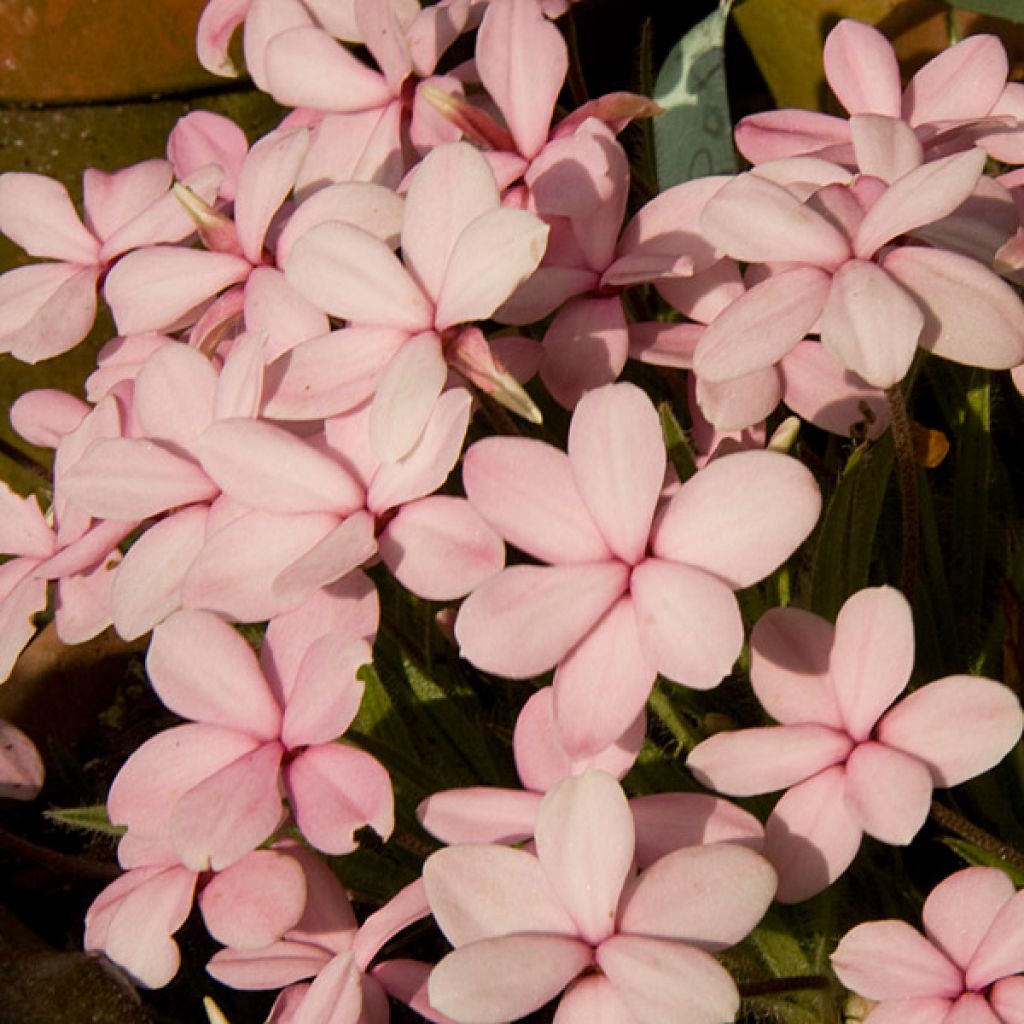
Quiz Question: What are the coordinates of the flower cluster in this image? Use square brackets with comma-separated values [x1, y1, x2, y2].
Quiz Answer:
[2, 5, 1024, 1024]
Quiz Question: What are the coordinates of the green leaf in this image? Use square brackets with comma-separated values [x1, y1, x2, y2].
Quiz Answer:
[658, 401, 698, 483]
[810, 433, 895, 621]
[45, 804, 126, 837]
[944, 0, 1024, 22]
[652, 0, 737, 189]
[354, 662, 416, 754]
[943, 838, 1024, 886]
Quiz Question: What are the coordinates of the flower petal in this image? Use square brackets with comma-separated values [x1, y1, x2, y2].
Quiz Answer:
[843, 741, 932, 844]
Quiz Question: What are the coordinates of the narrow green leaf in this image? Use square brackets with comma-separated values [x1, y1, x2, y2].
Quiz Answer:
[943, 838, 1024, 886]
[944, 0, 1024, 22]
[810, 433, 895, 620]
[45, 804, 126, 837]
[653, 0, 737, 189]
[658, 401, 698, 483]
[354, 662, 416, 755]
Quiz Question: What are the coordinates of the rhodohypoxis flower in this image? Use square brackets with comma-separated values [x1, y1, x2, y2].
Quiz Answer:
[455, 380, 820, 756]
[283, 140, 548, 460]
[696, 149, 1024, 390]
[687, 586, 1024, 903]
[735, 19, 1024, 167]
[423, 770, 777, 1024]
[832, 865, 1024, 1024]
[108, 608, 393, 870]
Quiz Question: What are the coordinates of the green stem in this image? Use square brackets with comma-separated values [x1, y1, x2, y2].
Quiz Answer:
[885, 383, 918, 600]
[648, 682, 701, 753]
[0, 825, 120, 882]
[0, 438, 51, 486]
[739, 976, 830, 998]
[930, 801, 1024, 876]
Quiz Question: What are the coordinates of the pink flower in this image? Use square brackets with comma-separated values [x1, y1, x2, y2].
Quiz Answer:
[0, 720, 44, 801]
[832, 865, 1024, 1024]
[687, 587, 1024, 903]
[423, 770, 777, 1024]
[455, 380, 820, 756]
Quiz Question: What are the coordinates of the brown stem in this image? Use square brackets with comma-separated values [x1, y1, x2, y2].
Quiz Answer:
[930, 801, 1024, 875]
[0, 825, 120, 882]
[739, 976, 830, 998]
[0, 438, 51, 486]
[885, 383, 918, 600]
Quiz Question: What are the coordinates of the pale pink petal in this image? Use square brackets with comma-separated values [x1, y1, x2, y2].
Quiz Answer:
[462, 437, 609, 564]
[284, 743, 393, 854]
[554, 974, 635, 1024]
[476, 0, 567, 160]
[823, 20, 901, 117]
[628, 321, 701, 369]
[830, 586, 915, 741]
[0, 173, 98, 263]
[264, 26, 393, 111]
[62, 438, 218, 521]
[903, 34, 1008, 126]
[516, 687, 643, 792]
[275, 182, 404, 268]
[181, 509, 338, 622]
[167, 110, 249, 195]
[0, 565, 45, 684]
[235, 128, 309, 263]
[369, 330, 447, 461]
[535, 771, 633, 945]
[779, 340, 889, 439]
[455, 562, 629, 678]
[0, 263, 100, 363]
[693, 267, 831, 382]
[966, 888, 1024, 990]
[213, 331, 265, 421]
[284, 221, 431, 330]
[700, 174, 850, 268]
[9, 388, 88, 448]
[104, 247, 251, 335]
[198, 419, 363, 515]
[763, 766, 863, 904]
[53, 557, 118, 644]
[540, 295, 628, 410]
[91, 865, 197, 988]
[688, 725, 852, 797]
[854, 150, 986, 259]
[401, 141, 499, 304]
[380, 496, 505, 601]
[942, 993, 1003, 1024]
[597, 934, 740, 1024]
[832, 920, 963, 1000]
[279, 837, 357, 949]
[819, 258, 923, 388]
[630, 559, 743, 690]
[652, 449, 821, 589]
[552, 596, 655, 758]
[567, 383, 663, 565]
[850, 114, 923, 182]
[368, 387, 471, 511]
[262, 326, 407, 420]
[196, 0, 251, 76]
[280, 635, 369, 747]
[207, 942, 329, 990]
[734, 109, 852, 164]
[434, 208, 549, 330]
[147, 609, 282, 738]
[494, 265, 596, 324]
[243, 268, 328, 364]
[429, 935, 591, 1024]
[922, 867, 1015, 971]
[108, 722, 260, 837]
[877, 676, 1023, 788]
[199, 848, 306, 948]
[695, 366, 781, 432]
[749, 606, 843, 728]
[843, 741, 932, 844]
[111, 506, 208, 640]
[852, 999, 952, 1024]
[620, 843, 775, 950]
[170, 741, 285, 870]
[630, 794, 764, 867]
[82, 159, 172, 241]
[288, 950, 363, 1023]
[0, 720, 44, 800]
[417, 788, 542, 845]
[0, 486, 53, 558]
[272, 511, 378, 608]
[882, 247, 1024, 371]
[425, 843, 577, 946]
[991, 976, 1024, 1024]
[134, 342, 217, 447]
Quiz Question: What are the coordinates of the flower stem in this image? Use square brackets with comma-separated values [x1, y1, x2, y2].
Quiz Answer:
[885, 383, 918, 600]
[739, 976, 830, 997]
[930, 800, 1024, 875]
